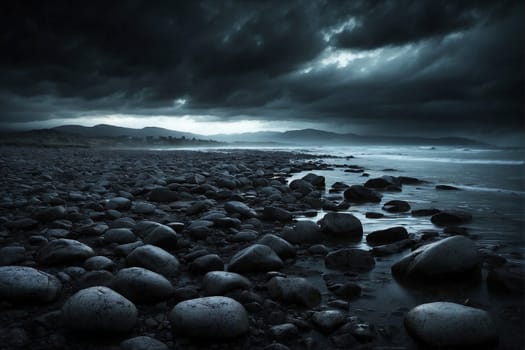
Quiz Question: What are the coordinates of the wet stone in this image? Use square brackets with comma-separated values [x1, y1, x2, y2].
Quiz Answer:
[169, 296, 249, 338]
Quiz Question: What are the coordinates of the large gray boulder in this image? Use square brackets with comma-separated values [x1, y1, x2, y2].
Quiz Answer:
[126, 244, 180, 278]
[62, 286, 137, 332]
[318, 213, 363, 240]
[267, 276, 321, 307]
[169, 296, 249, 338]
[405, 302, 498, 347]
[392, 236, 480, 281]
[37, 239, 95, 265]
[0, 266, 61, 303]
[228, 244, 283, 273]
[202, 271, 251, 296]
[111, 267, 174, 303]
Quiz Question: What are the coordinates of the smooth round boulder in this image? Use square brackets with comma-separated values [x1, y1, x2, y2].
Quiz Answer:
[62, 286, 137, 332]
[188, 254, 224, 274]
[325, 249, 375, 272]
[366, 226, 409, 246]
[228, 244, 283, 273]
[111, 267, 174, 303]
[134, 221, 178, 249]
[267, 276, 321, 307]
[392, 236, 480, 281]
[126, 244, 179, 278]
[169, 296, 249, 338]
[104, 228, 137, 244]
[318, 213, 363, 240]
[0, 266, 61, 303]
[202, 271, 251, 296]
[405, 302, 498, 347]
[258, 234, 296, 260]
[37, 238, 95, 265]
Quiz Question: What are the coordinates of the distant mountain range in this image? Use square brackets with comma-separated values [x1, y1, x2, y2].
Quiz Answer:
[0, 124, 486, 147]
[50, 124, 484, 146]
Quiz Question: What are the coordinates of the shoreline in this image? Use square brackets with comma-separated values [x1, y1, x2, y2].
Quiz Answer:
[0, 147, 523, 349]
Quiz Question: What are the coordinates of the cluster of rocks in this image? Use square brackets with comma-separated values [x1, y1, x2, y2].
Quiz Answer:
[0, 147, 521, 349]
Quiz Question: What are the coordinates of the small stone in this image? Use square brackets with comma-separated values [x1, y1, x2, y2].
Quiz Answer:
[202, 271, 251, 296]
[84, 256, 114, 271]
[104, 228, 137, 244]
[228, 244, 283, 273]
[189, 254, 224, 274]
[126, 244, 179, 278]
[366, 226, 409, 246]
[312, 310, 346, 333]
[267, 276, 321, 307]
[111, 267, 174, 303]
[382, 200, 411, 213]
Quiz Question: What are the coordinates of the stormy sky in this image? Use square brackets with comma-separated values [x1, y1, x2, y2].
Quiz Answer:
[0, 1, 523, 144]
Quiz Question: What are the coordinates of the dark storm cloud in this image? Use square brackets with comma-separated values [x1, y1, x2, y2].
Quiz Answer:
[0, 0, 523, 140]
[330, 0, 515, 49]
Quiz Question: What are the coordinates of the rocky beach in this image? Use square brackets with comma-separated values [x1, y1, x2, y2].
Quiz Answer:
[0, 146, 523, 350]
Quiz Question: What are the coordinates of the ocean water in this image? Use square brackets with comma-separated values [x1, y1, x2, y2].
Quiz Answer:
[290, 145, 525, 260]
[286, 145, 525, 348]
